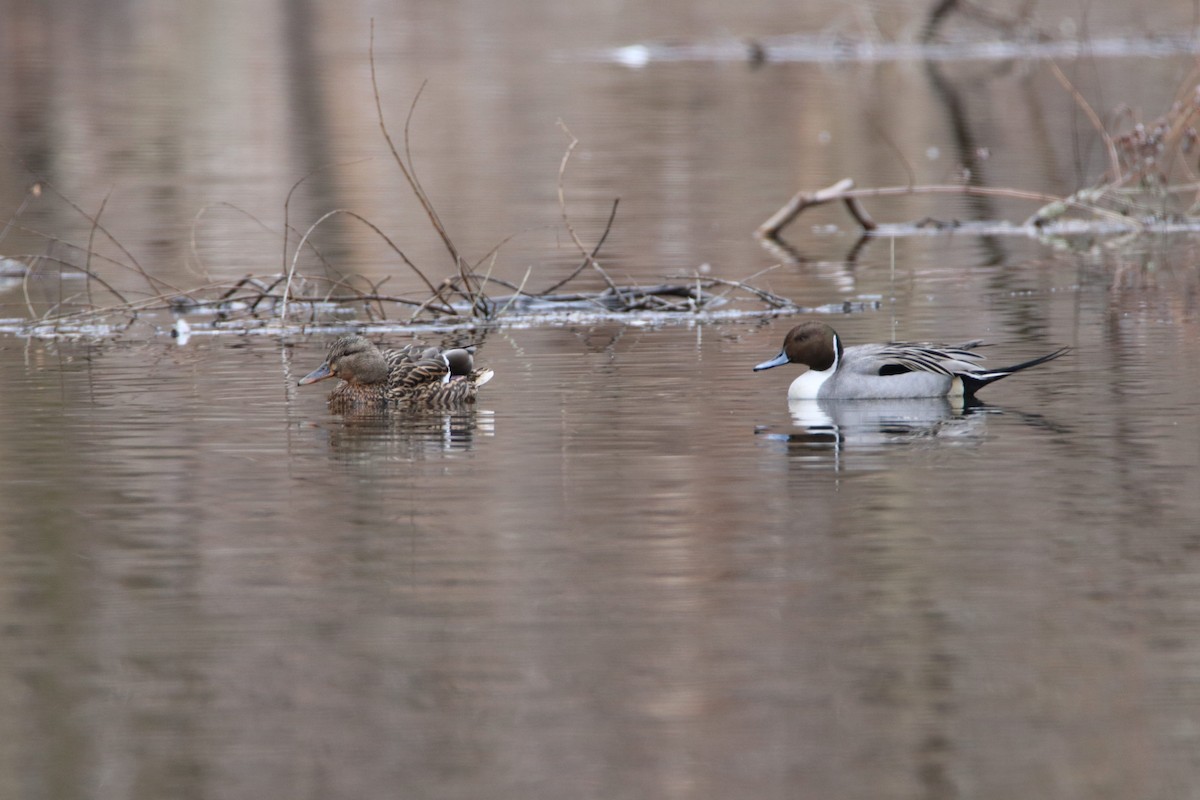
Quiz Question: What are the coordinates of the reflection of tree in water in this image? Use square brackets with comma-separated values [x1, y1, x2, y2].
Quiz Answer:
[319, 409, 495, 462]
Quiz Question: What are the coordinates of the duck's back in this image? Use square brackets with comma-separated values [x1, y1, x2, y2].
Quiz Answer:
[386, 346, 491, 409]
[381, 347, 449, 400]
[820, 342, 983, 399]
[402, 374, 484, 409]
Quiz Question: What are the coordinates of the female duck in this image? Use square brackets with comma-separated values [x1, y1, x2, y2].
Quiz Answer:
[754, 321, 1068, 401]
[299, 335, 493, 410]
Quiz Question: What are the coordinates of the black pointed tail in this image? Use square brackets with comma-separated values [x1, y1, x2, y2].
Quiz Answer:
[960, 346, 1070, 398]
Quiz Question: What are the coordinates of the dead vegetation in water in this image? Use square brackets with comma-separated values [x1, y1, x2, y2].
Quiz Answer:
[0, 24, 799, 340]
[757, 65, 1200, 254]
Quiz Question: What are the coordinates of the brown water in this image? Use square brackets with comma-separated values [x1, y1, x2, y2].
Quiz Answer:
[3, 3, 1200, 799]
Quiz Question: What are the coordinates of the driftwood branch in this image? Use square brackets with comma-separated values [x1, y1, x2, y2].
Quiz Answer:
[757, 179, 1142, 237]
[757, 178, 877, 237]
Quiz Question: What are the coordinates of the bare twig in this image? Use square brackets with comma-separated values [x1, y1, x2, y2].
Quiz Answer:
[870, 122, 916, 188]
[21, 255, 38, 319]
[494, 266, 533, 318]
[470, 229, 523, 272]
[369, 22, 461, 273]
[707, 263, 783, 304]
[446, 273, 523, 292]
[537, 197, 620, 295]
[473, 249, 502, 318]
[187, 206, 216, 282]
[7, 252, 131, 311]
[8, 224, 164, 299]
[84, 189, 113, 311]
[283, 157, 372, 274]
[556, 120, 624, 302]
[403, 80, 431, 212]
[0, 182, 40, 247]
[39, 178, 179, 296]
[405, 278, 459, 322]
[1050, 62, 1123, 185]
[195, 200, 342, 280]
[701, 276, 796, 309]
[281, 208, 457, 321]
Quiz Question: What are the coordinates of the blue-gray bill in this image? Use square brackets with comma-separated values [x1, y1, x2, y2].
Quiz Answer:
[298, 363, 333, 385]
[753, 351, 789, 371]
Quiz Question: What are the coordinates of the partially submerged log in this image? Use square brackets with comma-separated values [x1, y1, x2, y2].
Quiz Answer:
[754, 178, 1172, 241]
[756, 178, 876, 237]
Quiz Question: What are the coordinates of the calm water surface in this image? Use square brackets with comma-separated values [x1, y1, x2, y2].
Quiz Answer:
[3, 1, 1200, 799]
[3, 297, 1200, 798]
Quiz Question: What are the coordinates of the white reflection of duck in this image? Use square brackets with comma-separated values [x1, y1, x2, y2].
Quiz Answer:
[757, 397, 993, 470]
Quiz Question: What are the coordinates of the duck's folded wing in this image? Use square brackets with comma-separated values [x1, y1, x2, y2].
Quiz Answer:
[851, 343, 986, 377]
[383, 344, 436, 367]
[388, 356, 450, 392]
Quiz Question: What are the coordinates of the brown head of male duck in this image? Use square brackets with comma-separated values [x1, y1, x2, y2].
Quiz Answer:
[298, 335, 494, 411]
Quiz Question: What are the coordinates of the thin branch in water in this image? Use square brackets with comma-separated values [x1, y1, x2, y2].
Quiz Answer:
[405, 277, 459, 323]
[869, 121, 916, 188]
[702, 275, 796, 309]
[368, 275, 392, 320]
[470, 229, 523, 272]
[494, 266, 533, 318]
[9, 222, 166, 297]
[538, 197, 620, 295]
[17, 256, 132, 323]
[292, 292, 431, 308]
[0, 182, 41, 247]
[85, 188, 113, 311]
[248, 275, 289, 313]
[369, 21, 461, 272]
[39, 177, 179, 296]
[707, 263, 783, 304]
[438, 273, 524, 318]
[198, 200, 342, 279]
[1050, 62, 1122, 185]
[473, 249, 501, 318]
[281, 208, 457, 321]
[555, 120, 624, 303]
[187, 206, 215, 282]
[403, 79, 431, 212]
[21, 254, 38, 319]
[282, 157, 371, 274]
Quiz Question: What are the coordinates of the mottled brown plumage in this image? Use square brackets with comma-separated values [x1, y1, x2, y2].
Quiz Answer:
[299, 335, 493, 411]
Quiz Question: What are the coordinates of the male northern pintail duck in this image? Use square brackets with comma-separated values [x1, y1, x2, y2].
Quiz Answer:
[754, 321, 1069, 400]
[299, 335, 493, 410]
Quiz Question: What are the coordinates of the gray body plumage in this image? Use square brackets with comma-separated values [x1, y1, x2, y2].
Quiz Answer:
[754, 321, 1069, 401]
[818, 341, 984, 399]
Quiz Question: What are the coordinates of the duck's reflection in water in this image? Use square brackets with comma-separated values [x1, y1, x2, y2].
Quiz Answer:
[314, 408, 496, 461]
[757, 398, 992, 470]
